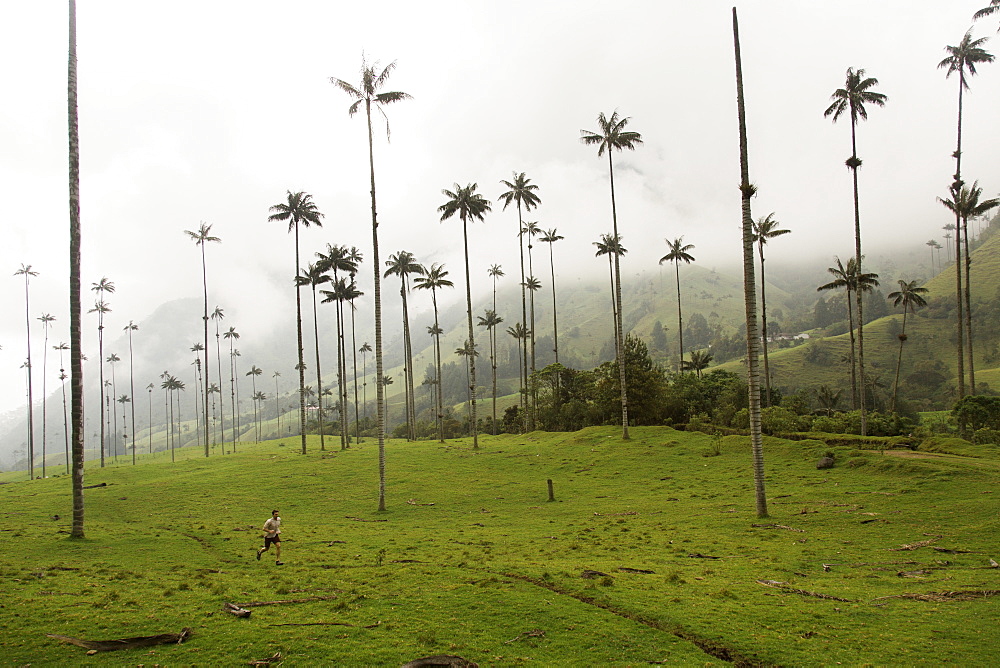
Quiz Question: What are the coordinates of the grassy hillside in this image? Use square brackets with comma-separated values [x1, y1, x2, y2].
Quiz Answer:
[3, 428, 999, 665]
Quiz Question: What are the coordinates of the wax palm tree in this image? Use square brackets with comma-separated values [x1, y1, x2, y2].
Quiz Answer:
[89, 276, 114, 467]
[252, 390, 267, 442]
[316, 244, 357, 447]
[332, 57, 410, 511]
[682, 350, 714, 379]
[55, 342, 70, 473]
[223, 326, 240, 450]
[117, 394, 130, 457]
[184, 222, 220, 457]
[68, 0, 85, 535]
[380, 375, 394, 434]
[15, 264, 39, 477]
[414, 263, 454, 442]
[272, 371, 281, 436]
[455, 340, 479, 430]
[818, 257, 879, 408]
[507, 322, 528, 426]
[246, 365, 263, 443]
[887, 280, 929, 412]
[439, 183, 492, 450]
[477, 309, 504, 435]
[751, 214, 791, 406]
[320, 277, 354, 450]
[359, 343, 371, 435]
[190, 349, 202, 452]
[162, 375, 184, 462]
[37, 313, 55, 477]
[210, 306, 225, 447]
[268, 191, 324, 454]
[346, 246, 365, 444]
[498, 173, 541, 432]
[824, 67, 887, 435]
[384, 250, 425, 441]
[659, 238, 696, 373]
[207, 383, 221, 447]
[539, 230, 564, 366]
[343, 280, 364, 445]
[124, 321, 139, 464]
[297, 262, 330, 450]
[733, 8, 767, 516]
[106, 353, 121, 459]
[594, 233, 628, 366]
[523, 275, 542, 423]
[581, 112, 642, 438]
[146, 382, 154, 453]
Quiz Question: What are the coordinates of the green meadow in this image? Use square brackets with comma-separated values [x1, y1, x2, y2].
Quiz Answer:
[3, 428, 1000, 666]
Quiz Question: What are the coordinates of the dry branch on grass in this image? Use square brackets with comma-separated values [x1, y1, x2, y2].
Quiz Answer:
[47, 628, 191, 653]
[890, 535, 942, 551]
[617, 567, 655, 574]
[872, 590, 1000, 603]
[223, 602, 252, 617]
[756, 580, 854, 602]
[235, 594, 339, 607]
[345, 516, 388, 522]
[407, 499, 436, 506]
[593, 511, 638, 516]
[248, 651, 282, 665]
[505, 629, 546, 644]
[401, 655, 478, 667]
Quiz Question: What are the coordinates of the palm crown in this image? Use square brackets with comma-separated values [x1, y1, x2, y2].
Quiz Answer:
[268, 191, 324, 232]
[659, 237, 696, 266]
[938, 31, 995, 86]
[330, 59, 412, 137]
[824, 68, 887, 124]
[439, 183, 492, 223]
[498, 172, 541, 212]
[580, 111, 643, 155]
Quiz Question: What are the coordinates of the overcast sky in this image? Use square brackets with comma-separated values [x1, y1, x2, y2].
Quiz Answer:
[1, 0, 998, 417]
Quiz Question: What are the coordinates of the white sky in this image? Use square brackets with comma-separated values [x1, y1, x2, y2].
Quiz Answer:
[1, 0, 998, 416]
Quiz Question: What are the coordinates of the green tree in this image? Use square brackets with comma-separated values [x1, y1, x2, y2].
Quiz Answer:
[887, 279, 929, 413]
[818, 257, 879, 408]
[751, 213, 791, 406]
[681, 349, 714, 379]
[593, 233, 628, 364]
[385, 251, 425, 441]
[659, 237, 696, 373]
[268, 191, 324, 454]
[321, 277, 358, 450]
[184, 222, 220, 457]
[296, 262, 331, 450]
[498, 173, 541, 432]
[332, 58, 410, 511]
[438, 183, 492, 450]
[414, 263, 454, 442]
[733, 8, 767, 517]
[581, 111, 643, 439]
[824, 67, 887, 435]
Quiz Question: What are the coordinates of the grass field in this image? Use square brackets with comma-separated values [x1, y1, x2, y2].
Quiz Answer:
[3, 428, 1000, 665]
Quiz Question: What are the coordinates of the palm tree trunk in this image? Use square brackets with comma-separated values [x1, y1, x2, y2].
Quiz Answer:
[548, 242, 561, 408]
[892, 310, 907, 413]
[365, 99, 388, 511]
[954, 213, 966, 398]
[97, 315, 104, 468]
[128, 333, 137, 464]
[517, 205, 529, 432]
[310, 285, 325, 450]
[215, 322, 224, 449]
[758, 246, 772, 407]
[337, 290, 348, 450]
[68, 0, 85, 537]
[674, 260, 684, 373]
[461, 215, 480, 450]
[847, 287, 858, 408]
[606, 152, 630, 439]
[294, 222, 307, 454]
[962, 212, 975, 393]
[849, 118, 867, 435]
[528, 284, 537, 428]
[350, 299, 361, 444]
[401, 281, 416, 440]
[432, 289, 444, 443]
[200, 246, 210, 457]
[41, 328, 49, 478]
[733, 6, 767, 517]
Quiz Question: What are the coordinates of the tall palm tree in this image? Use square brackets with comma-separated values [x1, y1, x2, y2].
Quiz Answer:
[317, 243, 358, 448]
[384, 251, 425, 441]
[523, 275, 542, 424]
[498, 173, 541, 433]
[272, 371, 281, 436]
[887, 279, 930, 412]
[246, 365, 263, 442]
[414, 263, 454, 442]
[682, 350, 714, 379]
[487, 263, 505, 432]
[124, 321, 139, 464]
[38, 312, 55, 477]
[297, 262, 331, 450]
[342, 280, 364, 445]
[659, 238, 696, 373]
[974, 0, 1000, 28]
[539, 230, 564, 367]
[751, 214, 791, 406]
[824, 67, 887, 435]
[184, 222, 220, 457]
[818, 257, 879, 407]
[332, 57, 410, 512]
[346, 246, 365, 444]
[252, 390, 267, 442]
[268, 191, 324, 454]
[593, 233, 628, 364]
[162, 375, 184, 462]
[106, 353, 121, 459]
[939, 183, 1000, 394]
[321, 277, 354, 450]
[146, 382, 155, 453]
[117, 394, 130, 458]
[210, 306, 225, 447]
[581, 111, 642, 439]
[190, 347, 203, 454]
[455, 340, 479, 430]
[439, 183, 492, 450]
[15, 264, 39, 477]
[207, 383, 221, 447]
[90, 276, 115, 467]
[55, 342, 70, 473]
[68, 0, 85, 536]
[733, 8, 767, 517]
[506, 322, 528, 428]
[477, 309, 504, 435]
[359, 342, 371, 436]
[223, 327, 240, 450]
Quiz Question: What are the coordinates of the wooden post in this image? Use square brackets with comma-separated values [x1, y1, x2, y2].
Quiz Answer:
[547, 479, 555, 502]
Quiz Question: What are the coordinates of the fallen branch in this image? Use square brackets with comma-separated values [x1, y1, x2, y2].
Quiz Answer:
[345, 516, 388, 523]
[223, 602, 252, 618]
[402, 655, 478, 668]
[269, 622, 354, 627]
[890, 535, 942, 551]
[931, 546, 976, 554]
[872, 590, 1000, 603]
[580, 569, 609, 579]
[593, 511, 638, 516]
[407, 499, 436, 506]
[756, 580, 853, 602]
[504, 629, 545, 644]
[617, 567, 654, 574]
[248, 651, 282, 666]
[751, 523, 804, 533]
[47, 628, 191, 653]
[82, 482, 107, 489]
[236, 594, 338, 607]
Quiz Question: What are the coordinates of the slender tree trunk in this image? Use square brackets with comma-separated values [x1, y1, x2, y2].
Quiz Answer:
[294, 222, 307, 454]
[758, 245, 772, 406]
[491, 279, 498, 435]
[351, 298, 361, 444]
[68, 0, 85, 537]
[200, 247, 210, 457]
[846, 287, 858, 409]
[528, 281, 537, 429]
[461, 215, 480, 450]
[954, 214, 966, 398]
[517, 205, 529, 432]
[336, 289, 347, 450]
[548, 242, 561, 409]
[366, 99, 388, 511]
[401, 281, 416, 440]
[849, 116, 867, 435]
[892, 309, 908, 413]
[128, 332, 137, 464]
[674, 260, 685, 373]
[215, 321, 224, 450]
[733, 6, 767, 517]
[432, 289, 444, 443]
[229, 342, 237, 452]
[41, 326, 49, 477]
[310, 285, 325, 450]
[23, 277, 36, 478]
[963, 212, 975, 394]
[606, 152, 630, 438]
[97, 318, 104, 467]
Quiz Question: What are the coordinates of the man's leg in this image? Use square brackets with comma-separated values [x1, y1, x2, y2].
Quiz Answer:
[275, 540, 283, 564]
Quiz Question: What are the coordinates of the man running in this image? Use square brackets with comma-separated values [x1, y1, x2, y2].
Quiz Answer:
[256, 509, 284, 565]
